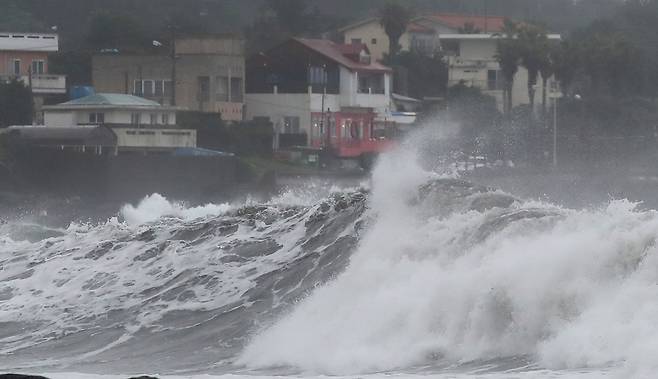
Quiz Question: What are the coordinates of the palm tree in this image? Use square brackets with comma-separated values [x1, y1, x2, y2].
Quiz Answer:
[495, 19, 521, 117]
[379, 2, 412, 58]
[517, 23, 549, 116]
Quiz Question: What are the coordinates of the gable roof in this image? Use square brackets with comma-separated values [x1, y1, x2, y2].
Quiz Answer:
[422, 13, 507, 33]
[337, 13, 507, 35]
[60, 93, 161, 107]
[293, 38, 392, 73]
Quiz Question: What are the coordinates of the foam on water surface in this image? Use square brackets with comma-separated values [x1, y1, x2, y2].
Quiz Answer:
[2, 144, 658, 378]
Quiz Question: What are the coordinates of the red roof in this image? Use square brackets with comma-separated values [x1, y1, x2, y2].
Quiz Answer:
[407, 22, 435, 34]
[294, 38, 392, 73]
[426, 13, 507, 33]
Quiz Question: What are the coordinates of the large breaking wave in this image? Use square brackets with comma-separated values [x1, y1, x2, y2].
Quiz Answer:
[2, 148, 658, 378]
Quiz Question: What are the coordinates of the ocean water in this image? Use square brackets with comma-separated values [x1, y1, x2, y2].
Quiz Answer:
[1, 147, 658, 379]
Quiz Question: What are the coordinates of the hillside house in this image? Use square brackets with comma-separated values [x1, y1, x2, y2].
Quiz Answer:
[245, 38, 396, 158]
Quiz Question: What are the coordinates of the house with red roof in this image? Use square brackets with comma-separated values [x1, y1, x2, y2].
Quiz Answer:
[245, 38, 398, 159]
[339, 13, 560, 111]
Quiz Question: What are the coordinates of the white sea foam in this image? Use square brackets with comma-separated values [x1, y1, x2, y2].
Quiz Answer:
[239, 144, 658, 378]
[120, 193, 232, 226]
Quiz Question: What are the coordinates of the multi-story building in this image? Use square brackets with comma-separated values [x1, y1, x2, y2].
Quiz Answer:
[339, 14, 560, 111]
[92, 35, 245, 122]
[42, 93, 195, 152]
[0, 32, 67, 122]
[245, 38, 395, 158]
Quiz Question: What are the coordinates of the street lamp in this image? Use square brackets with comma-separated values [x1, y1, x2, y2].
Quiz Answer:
[548, 82, 563, 168]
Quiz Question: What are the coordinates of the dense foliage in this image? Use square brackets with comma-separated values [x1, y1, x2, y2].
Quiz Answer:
[0, 80, 33, 128]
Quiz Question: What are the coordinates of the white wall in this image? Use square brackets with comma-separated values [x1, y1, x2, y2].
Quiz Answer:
[113, 128, 196, 148]
[44, 108, 176, 127]
[245, 93, 312, 138]
[43, 111, 74, 127]
[447, 38, 550, 112]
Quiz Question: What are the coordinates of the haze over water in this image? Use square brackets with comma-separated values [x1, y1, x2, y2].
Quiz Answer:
[2, 129, 658, 379]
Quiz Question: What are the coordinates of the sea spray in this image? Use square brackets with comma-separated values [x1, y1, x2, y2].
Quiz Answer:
[239, 154, 658, 377]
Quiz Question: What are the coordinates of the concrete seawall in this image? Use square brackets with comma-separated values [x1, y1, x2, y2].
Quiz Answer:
[9, 149, 242, 202]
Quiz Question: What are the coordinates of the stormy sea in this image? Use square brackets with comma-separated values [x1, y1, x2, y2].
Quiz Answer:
[2, 144, 658, 379]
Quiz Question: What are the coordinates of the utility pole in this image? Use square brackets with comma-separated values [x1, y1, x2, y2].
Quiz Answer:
[169, 25, 177, 106]
[28, 66, 34, 125]
[553, 93, 558, 168]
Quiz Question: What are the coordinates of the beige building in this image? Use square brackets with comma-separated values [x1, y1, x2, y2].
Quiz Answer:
[92, 35, 245, 122]
[42, 93, 196, 151]
[339, 14, 559, 111]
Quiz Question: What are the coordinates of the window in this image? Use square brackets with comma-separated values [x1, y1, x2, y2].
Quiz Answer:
[371, 38, 377, 45]
[88, 112, 105, 124]
[351, 38, 362, 45]
[162, 113, 170, 125]
[197, 76, 210, 102]
[143, 80, 154, 97]
[154, 80, 164, 97]
[163, 80, 173, 98]
[12, 59, 20, 75]
[215, 76, 229, 101]
[441, 40, 460, 56]
[308, 66, 327, 85]
[487, 70, 502, 90]
[150, 113, 157, 125]
[230, 77, 243, 102]
[131, 113, 141, 126]
[133, 80, 143, 96]
[31, 60, 44, 75]
[283, 116, 300, 134]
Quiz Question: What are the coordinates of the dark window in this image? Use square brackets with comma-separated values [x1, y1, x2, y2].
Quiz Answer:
[197, 76, 210, 102]
[308, 66, 327, 85]
[133, 80, 142, 96]
[88, 112, 104, 124]
[13, 59, 20, 75]
[154, 80, 164, 97]
[351, 38, 362, 45]
[371, 38, 377, 45]
[163, 80, 173, 97]
[31, 60, 44, 75]
[216, 76, 229, 101]
[442, 40, 460, 56]
[161, 113, 169, 125]
[230, 77, 243, 102]
[150, 113, 157, 125]
[143, 80, 154, 97]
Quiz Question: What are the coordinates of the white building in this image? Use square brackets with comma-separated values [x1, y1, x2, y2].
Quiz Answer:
[339, 14, 561, 111]
[0, 32, 67, 122]
[245, 38, 397, 157]
[42, 93, 196, 151]
[443, 33, 561, 112]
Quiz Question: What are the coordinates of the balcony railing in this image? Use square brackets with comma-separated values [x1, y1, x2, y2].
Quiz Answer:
[1, 74, 66, 94]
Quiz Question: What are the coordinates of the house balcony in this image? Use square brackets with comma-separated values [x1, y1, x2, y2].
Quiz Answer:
[1, 74, 67, 94]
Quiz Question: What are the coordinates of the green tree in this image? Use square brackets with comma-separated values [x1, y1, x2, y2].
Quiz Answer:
[87, 11, 146, 50]
[0, 80, 33, 127]
[379, 2, 413, 58]
[495, 19, 521, 117]
[388, 51, 448, 99]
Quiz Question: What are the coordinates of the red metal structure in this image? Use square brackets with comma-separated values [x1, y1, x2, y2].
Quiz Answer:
[310, 108, 394, 158]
